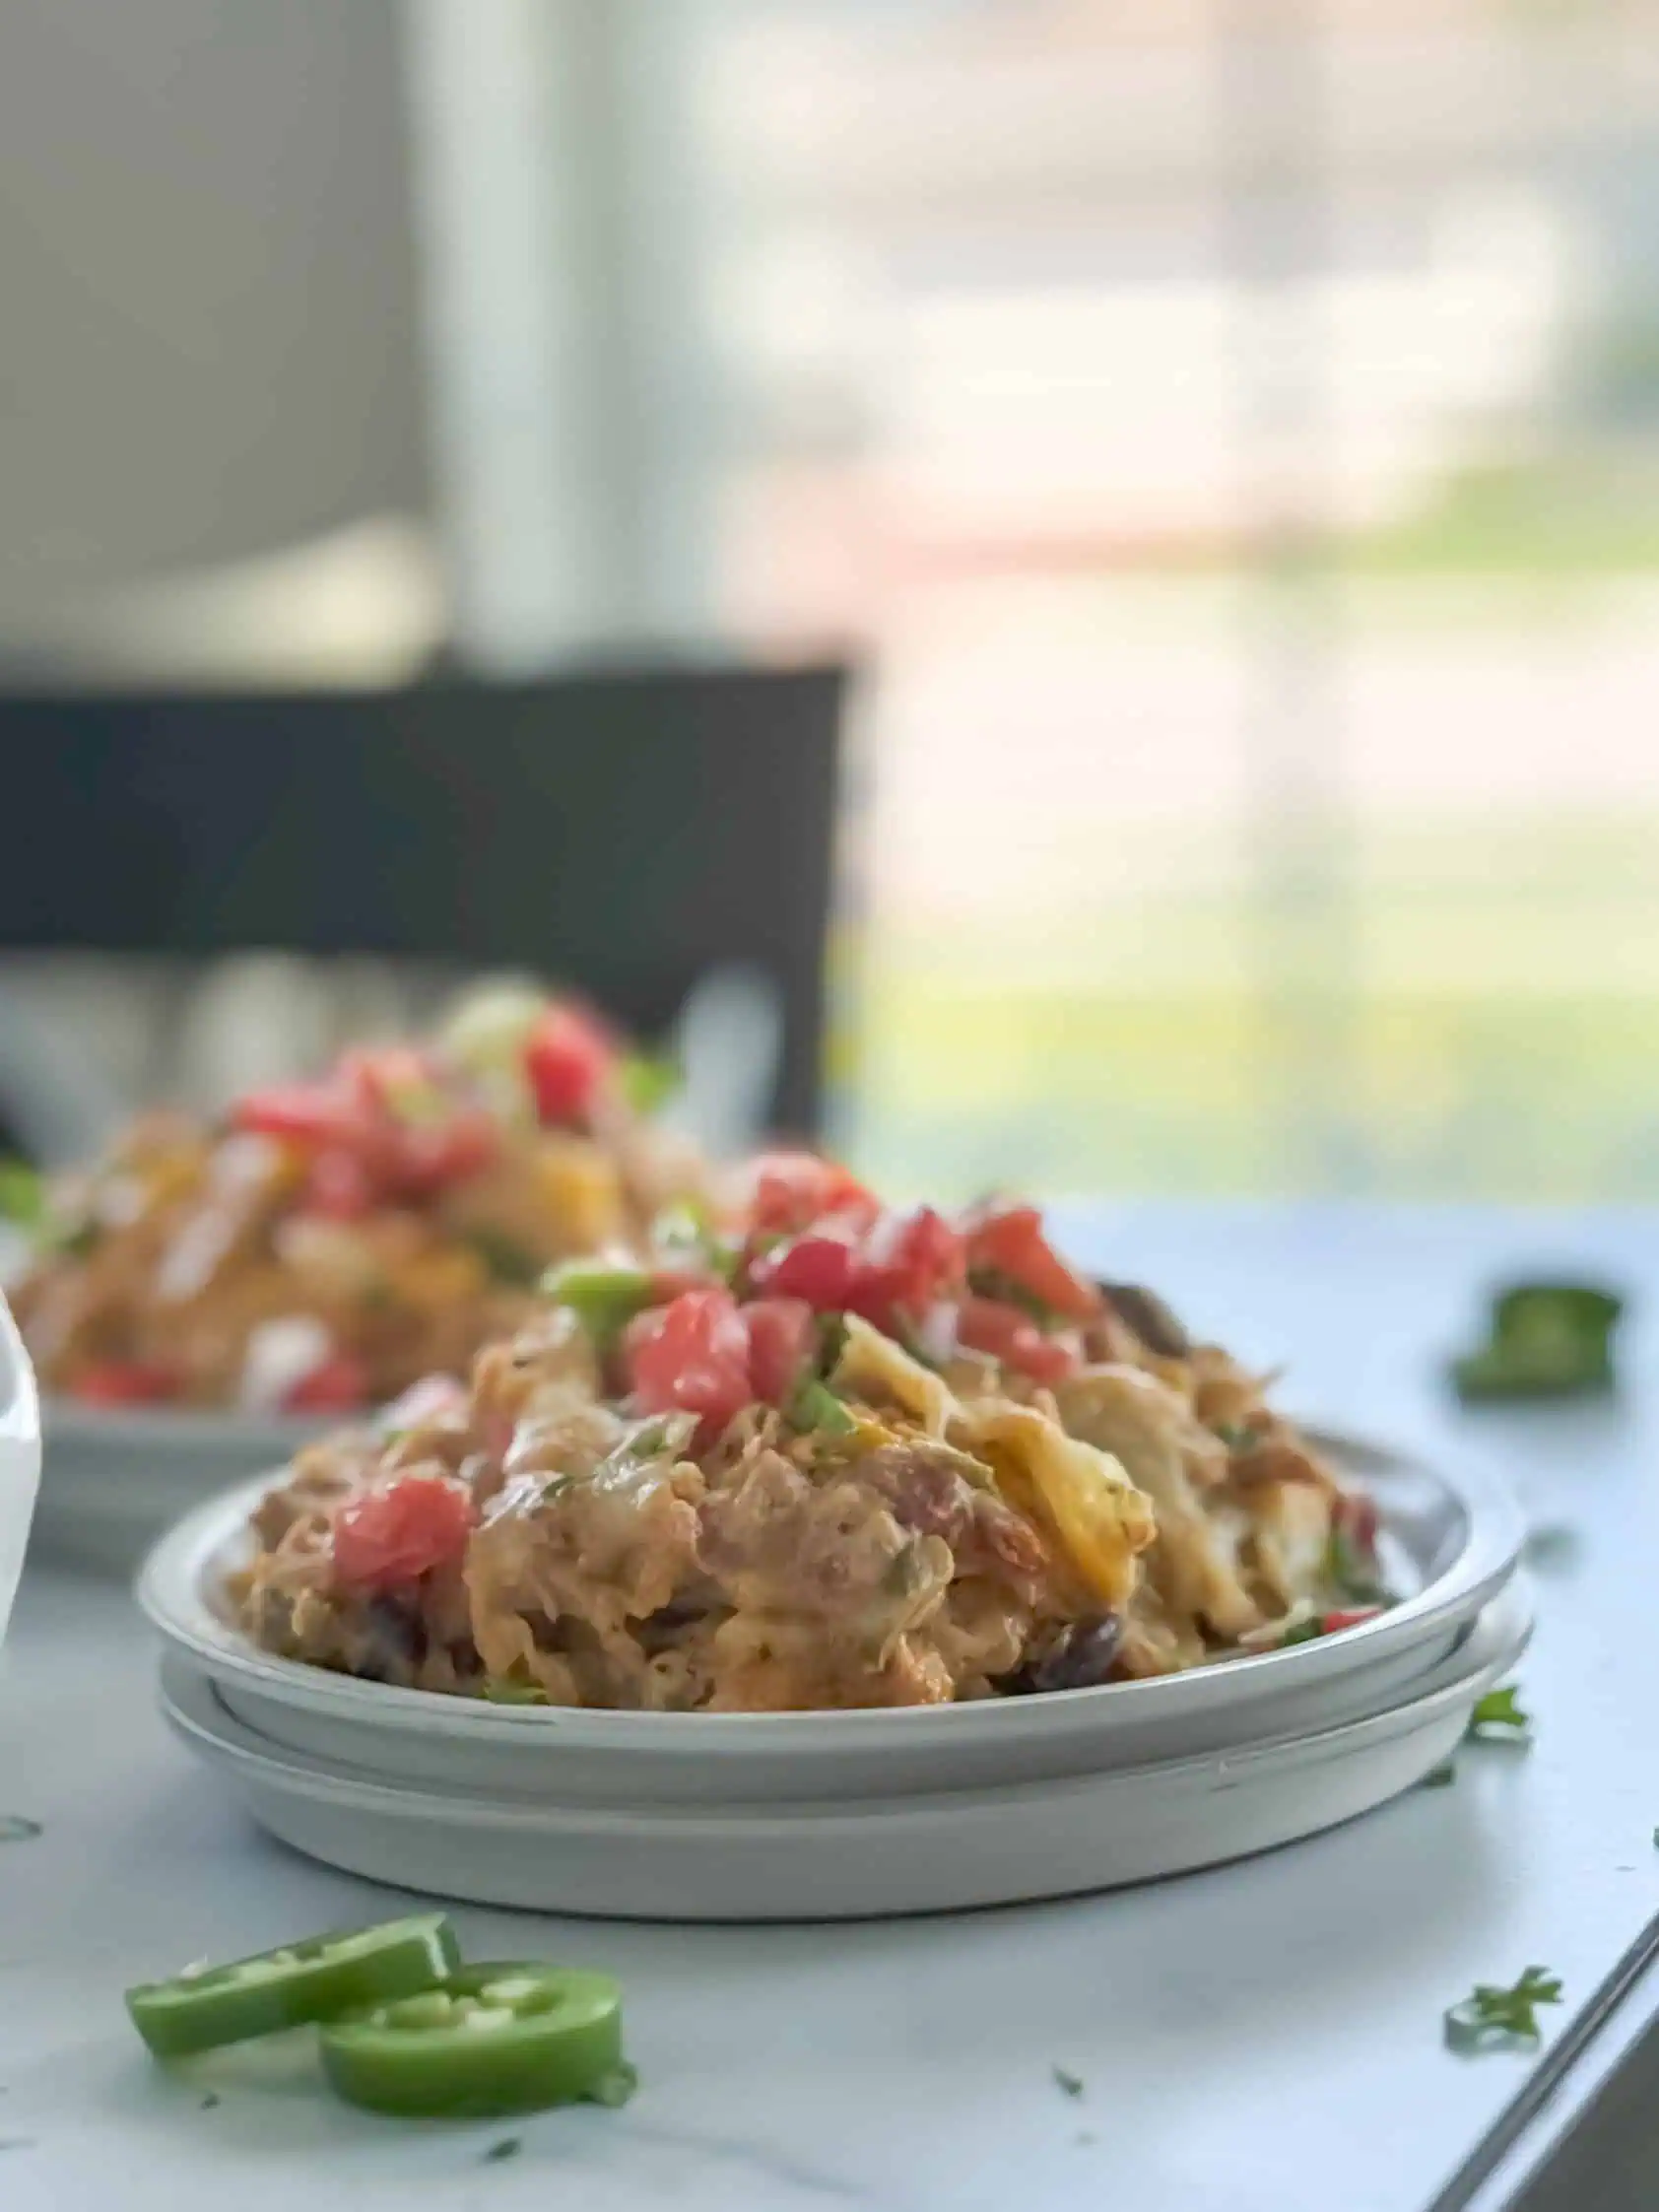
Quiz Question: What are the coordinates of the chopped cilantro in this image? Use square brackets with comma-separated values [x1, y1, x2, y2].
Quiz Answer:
[1326, 1527, 1391, 1605]
[200, 2094, 221, 2111]
[1443, 1966, 1561, 2053]
[1279, 1617, 1325, 1647]
[1468, 1687, 1531, 1740]
[1214, 1420, 1266, 1454]
[1421, 1762, 1457, 1789]
[483, 2138, 523, 2164]
[462, 1227, 543, 1288]
[0, 1818, 41, 1843]
[481, 1679, 548, 1707]
[1052, 2065, 1085, 2099]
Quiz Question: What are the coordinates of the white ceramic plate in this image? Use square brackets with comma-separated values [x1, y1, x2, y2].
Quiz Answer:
[157, 1581, 1532, 1918]
[33, 1400, 323, 1574]
[138, 1428, 1526, 1800]
[0, 1298, 41, 1653]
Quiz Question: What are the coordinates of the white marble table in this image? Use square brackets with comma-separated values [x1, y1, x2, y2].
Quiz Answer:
[1, 1204, 1654, 2212]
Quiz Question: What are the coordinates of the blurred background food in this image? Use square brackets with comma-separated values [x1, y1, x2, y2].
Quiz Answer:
[1, 0, 1656, 1207]
[6, 989, 709, 1412]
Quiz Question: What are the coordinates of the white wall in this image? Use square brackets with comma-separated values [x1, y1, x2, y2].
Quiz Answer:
[0, 0, 429, 638]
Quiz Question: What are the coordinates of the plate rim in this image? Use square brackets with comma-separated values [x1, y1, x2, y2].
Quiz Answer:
[43, 1395, 325, 1455]
[156, 1580, 1533, 1834]
[136, 1421, 1527, 1748]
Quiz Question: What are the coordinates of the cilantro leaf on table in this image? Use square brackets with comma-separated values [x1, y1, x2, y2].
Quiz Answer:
[1444, 1967, 1561, 2054]
[1468, 1686, 1531, 1741]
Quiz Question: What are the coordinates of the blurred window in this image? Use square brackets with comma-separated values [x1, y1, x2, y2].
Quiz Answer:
[668, 0, 1659, 1199]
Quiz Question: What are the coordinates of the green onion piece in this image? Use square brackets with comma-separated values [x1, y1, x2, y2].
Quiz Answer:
[0, 1161, 44, 1232]
[1443, 1966, 1561, 2053]
[620, 1053, 681, 1115]
[1450, 1280, 1625, 1403]
[649, 1201, 738, 1284]
[790, 1378, 856, 1437]
[540, 1261, 653, 1349]
[1279, 1617, 1325, 1647]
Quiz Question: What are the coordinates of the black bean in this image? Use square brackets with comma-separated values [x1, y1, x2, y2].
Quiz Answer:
[364, 1594, 427, 1673]
[1098, 1281, 1191, 1359]
[1019, 1613, 1125, 1694]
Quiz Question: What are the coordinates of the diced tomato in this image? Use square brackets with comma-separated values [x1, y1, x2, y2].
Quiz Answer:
[742, 1298, 817, 1407]
[748, 1233, 858, 1310]
[386, 1108, 498, 1199]
[524, 1006, 615, 1127]
[338, 1044, 438, 1115]
[853, 1206, 966, 1330]
[299, 1148, 377, 1221]
[332, 1474, 476, 1592]
[1320, 1607, 1382, 1635]
[1336, 1491, 1380, 1556]
[957, 1296, 1080, 1385]
[747, 1153, 880, 1239]
[232, 1082, 363, 1153]
[963, 1204, 1099, 1320]
[73, 1359, 180, 1407]
[283, 1352, 371, 1415]
[626, 1286, 754, 1439]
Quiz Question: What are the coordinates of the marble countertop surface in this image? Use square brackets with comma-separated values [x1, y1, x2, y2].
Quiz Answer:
[1, 1202, 1654, 2211]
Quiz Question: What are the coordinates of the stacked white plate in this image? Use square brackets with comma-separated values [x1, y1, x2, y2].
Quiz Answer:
[34, 1401, 321, 1574]
[140, 1429, 1530, 1920]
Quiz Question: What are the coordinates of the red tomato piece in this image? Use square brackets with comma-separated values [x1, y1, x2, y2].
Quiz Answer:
[299, 1148, 377, 1221]
[1320, 1607, 1382, 1635]
[748, 1234, 858, 1310]
[1335, 1491, 1380, 1556]
[742, 1298, 817, 1407]
[836, 1206, 966, 1334]
[332, 1474, 476, 1592]
[524, 1006, 615, 1126]
[73, 1359, 180, 1407]
[627, 1286, 755, 1438]
[338, 1044, 438, 1115]
[956, 1296, 1080, 1385]
[747, 1153, 880, 1239]
[284, 1352, 371, 1415]
[387, 1108, 499, 1199]
[963, 1204, 1099, 1320]
[231, 1082, 362, 1153]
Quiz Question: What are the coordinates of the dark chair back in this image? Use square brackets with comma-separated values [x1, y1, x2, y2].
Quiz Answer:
[0, 663, 846, 1133]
